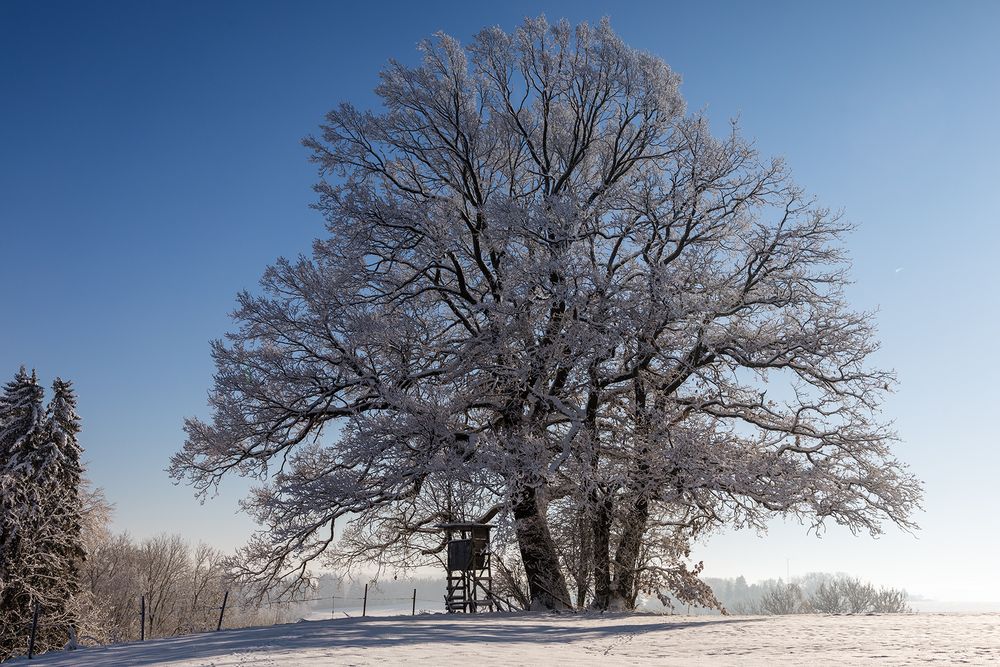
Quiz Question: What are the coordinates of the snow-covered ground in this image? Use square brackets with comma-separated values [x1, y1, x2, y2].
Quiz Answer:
[12, 611, 999, 666]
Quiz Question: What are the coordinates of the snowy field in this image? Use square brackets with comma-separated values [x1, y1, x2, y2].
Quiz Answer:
[11, 611, 999, 666]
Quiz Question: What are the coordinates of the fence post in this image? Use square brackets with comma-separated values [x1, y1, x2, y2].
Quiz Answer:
[27, 601, 40, 659]
[362, 584, 368, 617]
[140, 595, 145, 641]
[412, 588, 416, 616]
[216, 590, 229, 631]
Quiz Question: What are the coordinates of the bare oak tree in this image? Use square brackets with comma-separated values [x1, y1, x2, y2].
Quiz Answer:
[171, 17, 921, 611]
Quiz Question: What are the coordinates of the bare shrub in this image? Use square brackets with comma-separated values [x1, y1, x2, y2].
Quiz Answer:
[760, 583, 809, 615]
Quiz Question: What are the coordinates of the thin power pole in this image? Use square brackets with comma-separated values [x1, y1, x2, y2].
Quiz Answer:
[362, 583, 368, 617]
[412, 589, 417, 616]
[140, 595, 145, 641]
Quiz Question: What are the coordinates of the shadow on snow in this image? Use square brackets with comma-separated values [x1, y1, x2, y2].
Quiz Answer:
[14, 613, 771, 666]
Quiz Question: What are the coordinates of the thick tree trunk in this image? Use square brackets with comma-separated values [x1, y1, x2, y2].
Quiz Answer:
[512, 486, 573, 611]
[590, 491, 613, 610]
[610, 495, 649, 609]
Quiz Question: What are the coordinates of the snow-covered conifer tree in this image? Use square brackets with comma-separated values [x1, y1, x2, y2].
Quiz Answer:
[172, 17, 922, 611]
[39, 379, 86, 642]
[0, 368, 48, 659]
[0, 371, 87, 659]
[45, 379, 85, 569]
[0, 368, 43, 461]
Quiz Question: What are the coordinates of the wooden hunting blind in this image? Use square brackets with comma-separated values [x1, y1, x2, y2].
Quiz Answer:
[437, 522, 495, 613]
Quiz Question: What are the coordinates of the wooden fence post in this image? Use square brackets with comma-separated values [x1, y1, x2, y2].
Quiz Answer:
[140, 595, 145, 641]
[412, 589, 416, 616]
[216, 591, 229, 631]
[362, 583, 368, 617]
[27, 601, 40, 659]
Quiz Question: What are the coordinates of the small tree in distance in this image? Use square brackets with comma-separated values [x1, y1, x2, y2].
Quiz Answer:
[172, 16, 922, 611]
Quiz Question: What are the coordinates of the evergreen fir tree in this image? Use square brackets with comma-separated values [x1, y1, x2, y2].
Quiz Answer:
[0, 370, 87, 659]
[42, 379, 86, 641]
[0, 367, 44, 461]
[0, 367, 47, 660]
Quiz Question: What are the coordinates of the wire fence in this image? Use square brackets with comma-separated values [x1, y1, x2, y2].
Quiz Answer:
[15, 577, 523, 661]
[15, 585, 466, 660]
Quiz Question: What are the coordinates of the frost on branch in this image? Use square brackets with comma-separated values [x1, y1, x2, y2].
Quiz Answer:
[171, 17, 921, 611]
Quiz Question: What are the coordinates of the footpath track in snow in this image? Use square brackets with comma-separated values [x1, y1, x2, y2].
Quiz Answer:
[11, 611, 1000, 666]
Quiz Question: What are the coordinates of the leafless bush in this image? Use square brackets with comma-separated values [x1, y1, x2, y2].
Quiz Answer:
[811, 581, 848, 614]
[760, 583, 809, 615]
[809, 577, 910, 615]
[871, 585, 911, 613]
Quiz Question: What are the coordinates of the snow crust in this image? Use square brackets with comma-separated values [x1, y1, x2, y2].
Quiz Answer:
[12, 611, 999, 665]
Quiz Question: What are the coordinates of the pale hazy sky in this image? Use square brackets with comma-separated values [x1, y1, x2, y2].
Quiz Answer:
[2, 1, 998, 602]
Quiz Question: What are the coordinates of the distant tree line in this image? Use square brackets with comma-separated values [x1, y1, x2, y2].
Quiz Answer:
[694, 573, 912, 615]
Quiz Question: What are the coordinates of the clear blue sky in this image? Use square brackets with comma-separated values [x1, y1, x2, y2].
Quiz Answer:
[2, 1, 998, 602]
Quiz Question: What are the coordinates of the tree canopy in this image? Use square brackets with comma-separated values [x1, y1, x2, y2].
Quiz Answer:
[172, 17, 921, 611]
